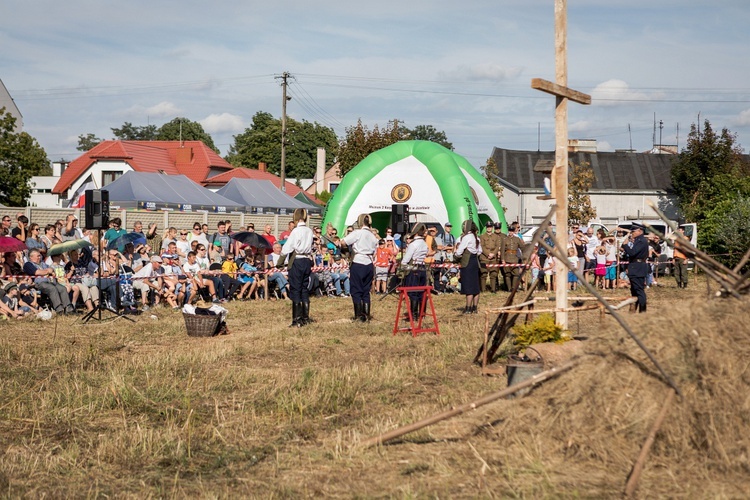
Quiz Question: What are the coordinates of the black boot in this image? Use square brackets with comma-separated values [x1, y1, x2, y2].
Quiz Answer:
[301, 301, 313, 325]
[353, 302, 361, 321]
[289, 302, 302, 327]
[410, 299, 421, 321]
[471, 304, 478, 314]
[462, 305, 471, 314]
[361, 302, 370, 322]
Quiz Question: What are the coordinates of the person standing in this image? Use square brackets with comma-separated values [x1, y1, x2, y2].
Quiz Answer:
[621, 223, 649, 312]
[500, 222, 524, 291]
[281, 209, 314, 327]
[339, 214, 379, 322]
[479, 221, 501, 293]
[673, 226, 689, 289]
[454, 220, 482, 314]
[400, 223, 429, 321]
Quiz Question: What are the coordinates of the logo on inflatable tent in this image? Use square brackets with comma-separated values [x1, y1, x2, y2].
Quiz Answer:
[391, 183, 412, 203]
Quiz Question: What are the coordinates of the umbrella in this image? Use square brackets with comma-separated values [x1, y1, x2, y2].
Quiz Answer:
[107, 232, 147, 250]
[231, 231, 273, 254]
[47, 238, 93, 257]
[0, 236, 27, 253]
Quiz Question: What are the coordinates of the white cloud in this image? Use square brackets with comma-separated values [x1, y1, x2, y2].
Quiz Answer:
[439, 63, 523, 82]
[145, 102, 183, 117]
[201, 113, 245, 134]
[735, 109, 750, 127]
[590, 79, 659, 107]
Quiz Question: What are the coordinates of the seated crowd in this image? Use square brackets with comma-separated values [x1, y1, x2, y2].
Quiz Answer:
[0, 213, 408, 319]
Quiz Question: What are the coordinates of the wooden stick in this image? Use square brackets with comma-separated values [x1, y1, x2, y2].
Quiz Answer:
[360, 359, 579, 449]
[624, 388, 676, 497]
[537, 238, 682, 397]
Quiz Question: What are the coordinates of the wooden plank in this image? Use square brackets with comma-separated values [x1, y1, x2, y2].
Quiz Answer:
[531, 78, 591, 105]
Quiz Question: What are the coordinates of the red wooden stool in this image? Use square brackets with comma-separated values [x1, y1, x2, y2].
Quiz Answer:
[393, 285, 440, 336]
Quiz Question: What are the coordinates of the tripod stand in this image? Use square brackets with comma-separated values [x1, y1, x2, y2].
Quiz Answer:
[81, 236, 134, 323]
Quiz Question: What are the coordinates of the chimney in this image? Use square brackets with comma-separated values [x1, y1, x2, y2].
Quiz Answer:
[258, 162, 267, 172]
[316, 148, 326, 194]
[176, 147, 193, 164]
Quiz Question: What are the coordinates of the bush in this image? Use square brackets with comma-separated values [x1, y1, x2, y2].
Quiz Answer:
[512, 313, 568, 347]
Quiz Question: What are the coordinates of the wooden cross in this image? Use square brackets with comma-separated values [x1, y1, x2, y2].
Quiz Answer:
[531, 0, 590, 329]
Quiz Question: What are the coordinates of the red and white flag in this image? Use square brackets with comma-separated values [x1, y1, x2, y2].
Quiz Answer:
[67, 177, 97, 208]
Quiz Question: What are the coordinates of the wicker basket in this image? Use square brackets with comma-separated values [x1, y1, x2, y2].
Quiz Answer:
[183, 312, 222, 337]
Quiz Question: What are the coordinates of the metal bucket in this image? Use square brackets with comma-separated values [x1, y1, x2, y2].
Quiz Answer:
[506, 347, 544, 397]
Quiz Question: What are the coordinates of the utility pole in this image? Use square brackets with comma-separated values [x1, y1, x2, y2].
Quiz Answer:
[531, 0, 590, 329]
[277, 71, 292, 192]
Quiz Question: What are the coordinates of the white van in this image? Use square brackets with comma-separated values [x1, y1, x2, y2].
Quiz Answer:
[615, 219, 697, 273]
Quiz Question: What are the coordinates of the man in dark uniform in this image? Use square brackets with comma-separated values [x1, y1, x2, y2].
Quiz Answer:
[621, 223, 649, 313]
[280, 208, 314, 326]
[479, 221, 501, 292]
[500, 222, 524, 291]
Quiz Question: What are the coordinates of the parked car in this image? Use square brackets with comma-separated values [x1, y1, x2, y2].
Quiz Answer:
[616, 219, 697, 273]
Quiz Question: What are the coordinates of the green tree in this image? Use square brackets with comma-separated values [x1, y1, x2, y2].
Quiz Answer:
[111, 122, 158, 141]
[699, 196, 750, 268]
[0, 108, 50, 206]
[226, 112, 338, 180]
[156, 117, 218, 153]
[482, 155, 504, 201]
[406, 124, 453, 150]
[77, 133, 103, 151]
[568, 161, 597, 224]
[337, 119, 408, 177]
[670, 120, 750, 223]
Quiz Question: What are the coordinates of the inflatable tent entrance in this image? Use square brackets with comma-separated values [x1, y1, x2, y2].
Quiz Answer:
[322, 141, 507, 235]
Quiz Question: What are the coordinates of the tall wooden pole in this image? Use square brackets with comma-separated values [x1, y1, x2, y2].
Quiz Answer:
[554, 0, 569, 328]
[280, 71, 290, 193]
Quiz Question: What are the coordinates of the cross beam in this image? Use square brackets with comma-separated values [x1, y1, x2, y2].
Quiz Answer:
[531, 78, 591, 105]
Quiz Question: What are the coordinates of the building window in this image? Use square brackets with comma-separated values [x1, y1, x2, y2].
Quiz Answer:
[329, 183, 339, 193]
[102, 171, 123, 186]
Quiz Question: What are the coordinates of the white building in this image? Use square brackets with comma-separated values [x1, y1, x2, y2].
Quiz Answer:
[492, 142, 681, 227]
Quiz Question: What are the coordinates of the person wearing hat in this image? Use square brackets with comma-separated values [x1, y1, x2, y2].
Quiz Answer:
[621, 223, 649, 312]
[440, 222, 456, 262]
[337, 214, 379, 322]
[454, 220, 483, 313]
[673, 226, 689, 289]
[479, 221, 502, 293]
[500, 222, 525, 291]
[281, 208, 315, 327]
[132, 254, 166, 311]
[400, 222, 429, 320]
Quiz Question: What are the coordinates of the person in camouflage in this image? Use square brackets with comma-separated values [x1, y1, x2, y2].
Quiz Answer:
[479, 221, 502, 293]
[500, 222, 525, 291]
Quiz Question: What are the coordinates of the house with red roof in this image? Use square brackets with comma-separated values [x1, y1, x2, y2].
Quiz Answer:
[52, 140, 234, 201]
[203, 162, 322, 205]
[52, 140, 321, 207]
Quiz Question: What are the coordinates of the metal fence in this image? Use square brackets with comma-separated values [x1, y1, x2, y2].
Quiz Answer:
[2, 207, 322, 235]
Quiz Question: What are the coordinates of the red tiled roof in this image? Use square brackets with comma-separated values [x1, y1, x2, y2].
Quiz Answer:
[204, 167, 323, 204]
[53, 140, 233, 194]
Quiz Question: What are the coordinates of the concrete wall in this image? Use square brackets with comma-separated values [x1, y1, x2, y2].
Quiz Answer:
[0, 206, 321, 239]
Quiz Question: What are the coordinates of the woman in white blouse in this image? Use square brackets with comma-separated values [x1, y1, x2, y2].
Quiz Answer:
[454, 220, 482, 314]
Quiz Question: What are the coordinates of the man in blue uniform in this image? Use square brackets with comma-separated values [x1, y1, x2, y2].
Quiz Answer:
[280, 208, 314, 326]
[621, 223, 649, 313]
[339, 213, 379, 322]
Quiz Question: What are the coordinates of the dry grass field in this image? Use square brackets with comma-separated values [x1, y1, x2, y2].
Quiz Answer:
[2, 275, 749, 498]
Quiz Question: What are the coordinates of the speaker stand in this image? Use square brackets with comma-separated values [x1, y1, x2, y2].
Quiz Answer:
[81, 237, 134, 323]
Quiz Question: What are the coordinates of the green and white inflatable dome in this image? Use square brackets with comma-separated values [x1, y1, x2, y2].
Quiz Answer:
[322, 140, 506, 234]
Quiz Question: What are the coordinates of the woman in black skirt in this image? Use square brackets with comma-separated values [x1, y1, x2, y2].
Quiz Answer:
[454, 220, 482, 314]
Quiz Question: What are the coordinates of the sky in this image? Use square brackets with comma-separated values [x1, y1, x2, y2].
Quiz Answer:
[3, 0, 750, 168]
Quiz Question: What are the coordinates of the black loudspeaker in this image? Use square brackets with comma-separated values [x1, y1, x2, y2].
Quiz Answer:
[84, 189, 110, 229]
[391, 204, 409, 235]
